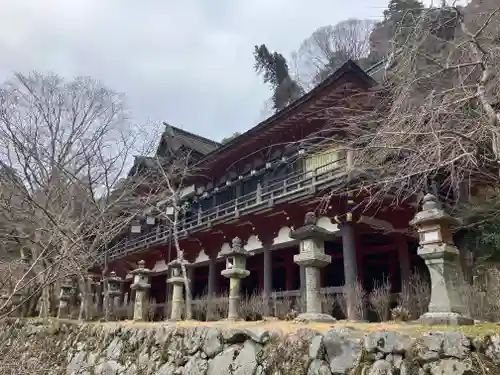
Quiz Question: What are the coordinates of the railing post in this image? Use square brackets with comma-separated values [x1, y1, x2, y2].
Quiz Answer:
[197, 206, 202, 225]
[256, 182, 262, 203]
[346, 149, 354, 171]
[234, 197, 239, 217]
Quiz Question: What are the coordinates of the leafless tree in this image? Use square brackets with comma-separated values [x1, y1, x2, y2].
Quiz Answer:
[140, 148, 199, 320]
[292, 19, 376, 89]
[0, 72, 156, 319]
[315, 4, 500, 214]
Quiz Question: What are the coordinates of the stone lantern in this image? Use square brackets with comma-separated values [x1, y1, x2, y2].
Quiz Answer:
[166, 259, 186, 321]
[409, 193, 473, 325]
[105, 271, 123, 320]
[87, 273, 101, 303]
[291, 212, 336, 322]
[221, 237, 250, 320]
[82, 273, 100, 319]
[57, 277, 75, 319]
[130, 260, 151, 321]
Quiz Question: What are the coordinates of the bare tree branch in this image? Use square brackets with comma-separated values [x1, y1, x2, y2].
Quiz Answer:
[0, 72, 157, 319]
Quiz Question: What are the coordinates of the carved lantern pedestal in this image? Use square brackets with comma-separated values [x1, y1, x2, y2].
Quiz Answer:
[57, 278, 75, 319]
[410, 194, 473, 325]
[221, 237, 250, 321]
[291, 212, 336, 323]
[130, 260, 151, 322]
[105, 271, 123, 321]
[86, 273, 101, 319]
[166, 259, 187, 321]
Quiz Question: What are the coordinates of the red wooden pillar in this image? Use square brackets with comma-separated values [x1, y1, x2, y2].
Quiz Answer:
[355, 231, 364, 286]
[395, 235, 411, 285]
[389, 249, 397, 289]
[285, 248, 294, 291]
[259, 265, 264, 291]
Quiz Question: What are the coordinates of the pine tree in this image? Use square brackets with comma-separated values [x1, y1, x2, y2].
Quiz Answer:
[383, 0, 425, 44]
[253, 44, 304, 112]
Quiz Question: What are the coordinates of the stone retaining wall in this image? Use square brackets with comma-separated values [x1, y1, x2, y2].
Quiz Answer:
[1, 320, 500, 375]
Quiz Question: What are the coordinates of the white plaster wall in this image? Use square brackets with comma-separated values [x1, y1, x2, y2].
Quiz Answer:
[316, 216, 339, 233]
[272, 226, 295, 249]
[152, 260, 168, 273]
[244, 235, 262, 252]
[187, 220, 342, 265]
[217, 242, 232, 258]
[195, 249, 209, 263]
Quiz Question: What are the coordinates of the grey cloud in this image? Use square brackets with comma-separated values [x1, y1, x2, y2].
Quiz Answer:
[0, 0, 392, 142]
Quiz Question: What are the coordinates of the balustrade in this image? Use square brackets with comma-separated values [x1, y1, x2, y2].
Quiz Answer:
[103, 158, 347, 261]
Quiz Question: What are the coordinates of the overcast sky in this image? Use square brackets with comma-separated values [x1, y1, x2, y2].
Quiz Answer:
[0, 0, 468, 144]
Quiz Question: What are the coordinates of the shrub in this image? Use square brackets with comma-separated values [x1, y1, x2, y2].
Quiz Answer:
[399, 272, 430, 319]
[463, 266, 500, 322]
[338, 281, 366, 320]
[191, 294, 228, 321]
[240, 292, 265, 321]
[369, 278, 392, 322]
[391, 305, 410, 322]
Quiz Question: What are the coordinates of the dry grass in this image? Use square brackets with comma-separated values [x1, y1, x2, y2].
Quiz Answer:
[398, 272, 431, 320]
[369, 278, 392, 321]
[91, 318, 500, 338]
[5, 267, 500, 330]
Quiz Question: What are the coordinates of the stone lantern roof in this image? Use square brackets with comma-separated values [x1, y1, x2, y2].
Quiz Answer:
[409, 194, 461, 227]
[131, 260, 152, 276]
[290, 212, 334, 240]
[224, 237, 249, 258]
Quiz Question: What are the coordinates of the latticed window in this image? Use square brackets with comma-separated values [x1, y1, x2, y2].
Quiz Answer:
[215, 186, 235, 206]
[199, 197, 213, 212]
[242, 177, 259, 196]
[302, 145, 342, 175]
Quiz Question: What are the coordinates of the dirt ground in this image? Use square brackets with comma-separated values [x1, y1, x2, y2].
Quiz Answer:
[104, 318, 500, 338]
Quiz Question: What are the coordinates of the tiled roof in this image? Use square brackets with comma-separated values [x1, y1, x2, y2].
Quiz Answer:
[158, 123, 220, 156]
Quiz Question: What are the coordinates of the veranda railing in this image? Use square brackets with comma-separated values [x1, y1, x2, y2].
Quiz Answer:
[101, 158, 348, 261]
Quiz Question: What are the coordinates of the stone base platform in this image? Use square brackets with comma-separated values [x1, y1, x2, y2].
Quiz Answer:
[222, 317, 246, 322]
[9, 319, 499, 375]
[418, 312, 474, 326]
[295, 312, 337, 323]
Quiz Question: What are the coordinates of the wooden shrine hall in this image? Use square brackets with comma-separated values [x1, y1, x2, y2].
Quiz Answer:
[99, 61, 431, 314]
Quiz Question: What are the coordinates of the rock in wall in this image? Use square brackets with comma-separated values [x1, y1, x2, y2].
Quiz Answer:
[1, 320, 500, 375]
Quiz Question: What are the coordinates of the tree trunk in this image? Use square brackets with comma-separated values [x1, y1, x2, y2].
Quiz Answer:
[180, 262, 192, 320]
[173, 205, 193, 320]
[79, 280, 91, 321]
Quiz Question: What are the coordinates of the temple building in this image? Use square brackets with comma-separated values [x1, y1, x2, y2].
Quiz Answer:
[99, 60, 433, 317]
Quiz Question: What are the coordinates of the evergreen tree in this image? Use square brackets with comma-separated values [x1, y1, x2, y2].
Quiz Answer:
[383, 0, 425, 43]
[221, 132, 242, 144]
[253, 44, 304, 112]
[383, 0, 424, 21]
